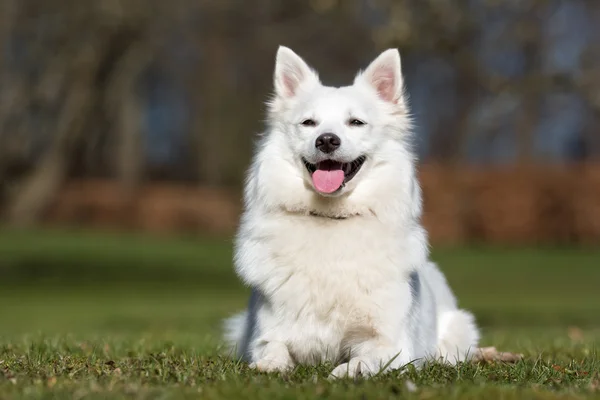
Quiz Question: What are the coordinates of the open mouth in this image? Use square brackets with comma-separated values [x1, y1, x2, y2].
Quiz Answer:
[302, 156, 366, 194]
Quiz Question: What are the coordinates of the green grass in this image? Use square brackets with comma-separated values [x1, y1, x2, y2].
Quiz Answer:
[0, 228, 599, 399]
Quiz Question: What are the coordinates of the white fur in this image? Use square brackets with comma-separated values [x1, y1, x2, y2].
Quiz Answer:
[224, 46, 479, 378]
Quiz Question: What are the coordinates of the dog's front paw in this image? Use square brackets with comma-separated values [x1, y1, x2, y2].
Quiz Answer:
[249, 357, 293, 373]
[329, 358, 375, 379]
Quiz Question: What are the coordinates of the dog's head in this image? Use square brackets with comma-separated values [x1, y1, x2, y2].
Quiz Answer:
[253, 47, 417, 219]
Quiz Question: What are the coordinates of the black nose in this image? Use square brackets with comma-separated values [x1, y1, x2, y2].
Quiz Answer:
[315, 133, 341, 154]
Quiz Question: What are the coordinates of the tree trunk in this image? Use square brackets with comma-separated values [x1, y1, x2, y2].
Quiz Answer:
[6, 38, 105, 226]
[107, 41, 152, 200]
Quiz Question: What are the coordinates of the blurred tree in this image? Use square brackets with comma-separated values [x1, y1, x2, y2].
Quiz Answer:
[0, 0, 598, 226]
[1, 0, 157, 224]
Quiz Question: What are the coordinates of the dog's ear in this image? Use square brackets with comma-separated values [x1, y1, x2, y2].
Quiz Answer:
[357, 49, 404, 105]
[274, 46, 319, 98]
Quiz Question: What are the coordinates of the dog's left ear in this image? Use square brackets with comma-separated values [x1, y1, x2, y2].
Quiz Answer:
[356, 49, 404, 105]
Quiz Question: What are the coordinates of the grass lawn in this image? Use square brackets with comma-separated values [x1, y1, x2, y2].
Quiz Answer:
[0, 228, 599, 399]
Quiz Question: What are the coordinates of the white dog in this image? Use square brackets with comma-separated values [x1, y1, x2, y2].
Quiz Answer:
[224, 46, 479, 378]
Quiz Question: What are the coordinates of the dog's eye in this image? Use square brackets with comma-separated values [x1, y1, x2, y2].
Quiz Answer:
[349, 118, 366, 127]
[301, 119, 317, 127]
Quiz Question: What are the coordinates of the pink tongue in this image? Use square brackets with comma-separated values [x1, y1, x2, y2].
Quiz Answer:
[312, 169, 345, 194]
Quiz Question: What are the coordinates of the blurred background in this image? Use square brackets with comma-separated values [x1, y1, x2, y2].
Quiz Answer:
[0, 0, 599, 348]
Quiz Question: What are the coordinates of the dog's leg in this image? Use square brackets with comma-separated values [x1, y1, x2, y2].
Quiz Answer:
[249, 340, 294, 373]
[329, 340, 410, 379]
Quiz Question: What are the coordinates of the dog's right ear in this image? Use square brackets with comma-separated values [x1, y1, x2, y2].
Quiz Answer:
[274, 46, 319, 99]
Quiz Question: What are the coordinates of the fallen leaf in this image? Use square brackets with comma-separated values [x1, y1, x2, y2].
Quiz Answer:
[568, 326, 584, 342]
[552, 364, 563, 372]
[47, 376, 57, 388]
[472, 347, 524, 364]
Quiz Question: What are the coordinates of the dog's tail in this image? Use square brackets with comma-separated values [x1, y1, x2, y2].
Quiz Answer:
[422, 261, 480, 364]
[223, 312, 248, 358]
[435, 309, 480, 364]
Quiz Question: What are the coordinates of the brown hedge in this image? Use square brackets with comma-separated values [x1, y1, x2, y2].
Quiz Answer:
[38, 164, 600, 245]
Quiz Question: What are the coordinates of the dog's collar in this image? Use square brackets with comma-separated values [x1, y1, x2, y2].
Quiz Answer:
[309, 211, 348, 220]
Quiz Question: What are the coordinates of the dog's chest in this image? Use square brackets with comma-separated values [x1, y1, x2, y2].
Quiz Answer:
[259, 215, 406, 362]
[266, 215, 397, 290]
